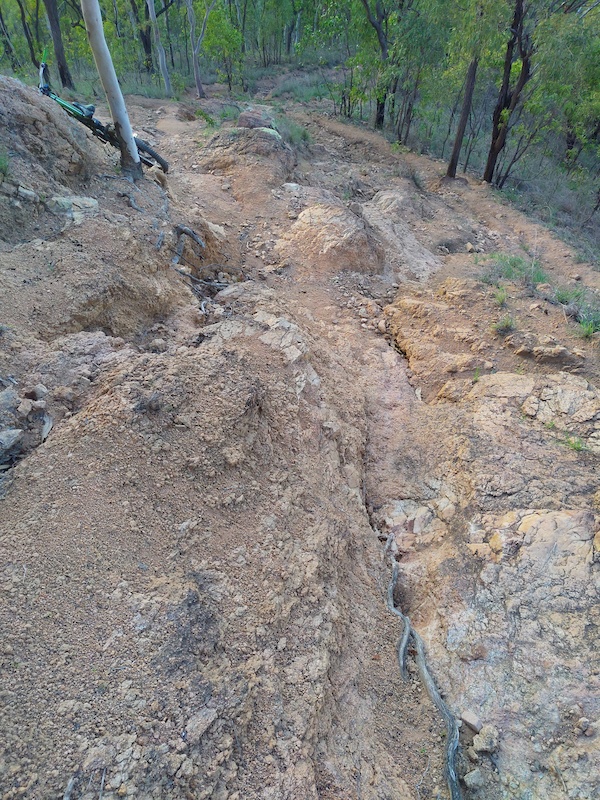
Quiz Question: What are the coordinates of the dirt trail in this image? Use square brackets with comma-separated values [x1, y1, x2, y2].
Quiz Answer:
[0, 80, 599, 800]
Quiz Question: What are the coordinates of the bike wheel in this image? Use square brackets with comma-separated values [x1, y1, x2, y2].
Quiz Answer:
[134, 138, 169, 173]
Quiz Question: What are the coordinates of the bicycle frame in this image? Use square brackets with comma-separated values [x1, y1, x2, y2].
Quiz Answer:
[38, 54, 168, 172]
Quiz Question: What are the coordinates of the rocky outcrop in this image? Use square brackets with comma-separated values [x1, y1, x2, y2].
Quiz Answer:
[276, 201, 384, 275]
[361, 190, 442, 280]
[198, 127, 296, 184]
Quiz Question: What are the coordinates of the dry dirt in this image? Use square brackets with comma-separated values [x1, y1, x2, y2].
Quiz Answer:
[0, 76, 599, 800]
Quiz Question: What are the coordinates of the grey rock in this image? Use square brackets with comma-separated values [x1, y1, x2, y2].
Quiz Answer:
[47, 195, 98, 224]
[149, 338, 167, 353]
[17, 399, 33, 418]
[30, 383, 48, 399]
[237, 110, 274, 130]
[0, 387, 19, 415]
[473, 724, 499, 754]
[185, 708, 217, 744]
[464, 768, 484, 789]
[461, 710, 483, 733]
[0, 428, 23, 452]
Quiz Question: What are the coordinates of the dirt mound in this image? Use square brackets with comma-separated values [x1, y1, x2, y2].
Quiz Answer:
[0, 76, 107, 244]
[198, 126, 295, 184]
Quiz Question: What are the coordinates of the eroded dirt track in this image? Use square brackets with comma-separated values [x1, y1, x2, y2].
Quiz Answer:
[0, 78, 599, 800]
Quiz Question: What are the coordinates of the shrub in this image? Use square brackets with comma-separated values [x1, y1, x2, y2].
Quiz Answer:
[482, 253, 549, 289]
[492, 315, 516, 335]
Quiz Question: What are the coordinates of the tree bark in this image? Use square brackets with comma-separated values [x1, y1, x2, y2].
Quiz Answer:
[185, 0, 217, 99]
[482, 0, 531, 184]
[359, 0, 390, 129]
[129, 0, 153, 72]
[146, 0, 172, 95]
[43, 0, 75, 89]
[16, 0, 40, 69]
[0, 5, 21, 71]
[80, 0, 142, 179]
[447, 57, 478, 179]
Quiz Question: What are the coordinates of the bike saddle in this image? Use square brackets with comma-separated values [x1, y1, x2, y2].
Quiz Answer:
[73, 102, 96, 118]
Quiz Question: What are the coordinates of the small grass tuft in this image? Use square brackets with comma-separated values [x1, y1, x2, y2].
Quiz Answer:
[492, 315, 516, 335]
[482, 252, 549, 289]
[553, 286, 586, 306]
[219, 105, 241, 122]
[563, 435, 586, 452]
[195, 107, 216, 126]
[577, 320, 596, 338]
[276, 117, 311, 147]
[0, 148, 9, 179]
[494, 286, 508, 307]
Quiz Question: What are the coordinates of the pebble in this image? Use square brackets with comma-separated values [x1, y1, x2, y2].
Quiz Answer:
[473, 724, 499, 753]
[575, 717, 589, 733]
[461, 710, 483, 733]
[29, 384, 48, 400]
[464, 768, 484, 789]
[0, 428, 23, 451]
[150, 338, 167, 353]
[17, 399, 33, 418]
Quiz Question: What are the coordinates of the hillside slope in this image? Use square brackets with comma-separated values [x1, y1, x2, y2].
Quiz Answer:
[0, 78, 598, 800]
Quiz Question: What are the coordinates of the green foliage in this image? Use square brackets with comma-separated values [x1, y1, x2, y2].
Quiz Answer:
[553, 286, 586, 306]
[563, 435, 586, 452]
[492, 314, 516, 335]
[578, 306, 600, 333]
[578, 320, 597, 338]
[275, 116, 311, 146]
[0, 148, 9, 179]
[270, 72, 328, 102]
[204, 7, 244, 90]
[483, 253, 549, 289]
[219, 105, 240, 121]
[494, 285, 508, 307]
[195, 107, 216, 126]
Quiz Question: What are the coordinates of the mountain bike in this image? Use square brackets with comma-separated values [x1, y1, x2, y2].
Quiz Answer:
[38, 55, 169, 173]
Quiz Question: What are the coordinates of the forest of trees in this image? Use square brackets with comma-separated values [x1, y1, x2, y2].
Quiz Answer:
[2, 0, 600, 252]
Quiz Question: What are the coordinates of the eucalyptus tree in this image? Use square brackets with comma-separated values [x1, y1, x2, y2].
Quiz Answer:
[357, 0, 393, 127]
[441, 0, 510, 178]
[146, 0, 172, 94]
[43, 0, 75, 87]
[185, 0, 217, 98]
[80, 0, 141, 177]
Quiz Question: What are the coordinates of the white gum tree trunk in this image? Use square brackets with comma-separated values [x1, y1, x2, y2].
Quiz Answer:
[80, 0, 142, 179]
[146, 0, 172, 97]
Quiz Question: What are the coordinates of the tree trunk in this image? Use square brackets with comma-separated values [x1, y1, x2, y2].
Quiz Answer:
[80, 0, 142, 179]
[186, 0, 217, 99]
[146, 0, 172, 95]
[43, 0, 75, 89]
[482, 0, 531, 184]
[375, 96, 386, 129]
[129, 0, 153, 72]
[161, 0, 175, 68]
[0, 6, 21, 71]
[482, 55, 530, 184]
[359, 0, 389, 129]
[185, 0, 205, 98]
[447, 57, 478, 179]
[16, 0, 40, 69]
